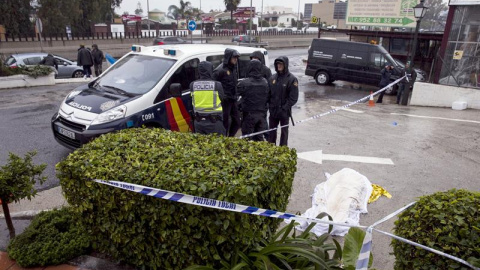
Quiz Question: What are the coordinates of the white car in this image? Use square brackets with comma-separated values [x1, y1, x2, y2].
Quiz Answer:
[51, 44, 269, 149]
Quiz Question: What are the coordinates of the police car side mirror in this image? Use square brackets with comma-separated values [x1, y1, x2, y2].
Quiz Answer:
[169, 83, 182, 98]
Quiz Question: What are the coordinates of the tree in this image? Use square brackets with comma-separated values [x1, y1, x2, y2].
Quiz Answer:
[224, 0, 241, 29]
[0, 0, 33, 36]
[421, 0, 448, 31]
[167, 0, 192, 28]
[291, 18, 296, 28]
[0, 152, 46, 239]
[134, 1, 143, 16]
[38, 0, 82, 35]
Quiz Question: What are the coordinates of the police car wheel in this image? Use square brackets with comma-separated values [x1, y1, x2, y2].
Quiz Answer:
[315, 71, 329, 85]
[73, 70, 84, 78]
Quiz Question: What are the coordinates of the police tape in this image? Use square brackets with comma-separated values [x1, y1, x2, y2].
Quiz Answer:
[92, 179, 367, 229]
[93, 179, 479, 270]
[239, 76, 407, 139]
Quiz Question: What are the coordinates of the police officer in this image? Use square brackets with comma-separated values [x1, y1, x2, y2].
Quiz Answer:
[250, 50, 272, 80]
[190, 61, 226, 135]
[238, 59, 269, 141]
[213, 48, 240, 137]
[268, 56, 299, 146]
[376, 63, 394, 104]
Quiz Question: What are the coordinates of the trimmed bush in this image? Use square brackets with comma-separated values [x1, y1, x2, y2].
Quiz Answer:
[392, 189, 480, 269]
[7, 207, 91, 267]
[57, 128, 297, 269]
[0, 65, 53, 78]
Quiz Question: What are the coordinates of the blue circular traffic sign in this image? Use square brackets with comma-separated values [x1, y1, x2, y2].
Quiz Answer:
[188, 20, 197, 31]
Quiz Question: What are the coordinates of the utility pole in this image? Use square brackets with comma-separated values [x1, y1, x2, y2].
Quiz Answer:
[260, 0, 263, 42]
[147, 0, 150, 30]
[249, 0, 253, 44]
[200, 0, 203, 43]
[297, 0, 300, 29]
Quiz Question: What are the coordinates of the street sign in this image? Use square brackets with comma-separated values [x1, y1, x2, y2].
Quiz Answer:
[453, 50, 464, 60]
[346, 0, 419, 28]
[35, 18, 43, 33]
[232, 7, 255, 18]
[311, 16, 318, 24]
[188, 20, 196, 31]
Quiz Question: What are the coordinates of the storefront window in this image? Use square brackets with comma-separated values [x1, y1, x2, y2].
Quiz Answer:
[439, 6, 480, 88]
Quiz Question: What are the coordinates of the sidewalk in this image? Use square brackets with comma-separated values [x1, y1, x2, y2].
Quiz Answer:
[0, 252, 90, 270]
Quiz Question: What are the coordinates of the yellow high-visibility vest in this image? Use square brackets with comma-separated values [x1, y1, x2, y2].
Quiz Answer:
[191, 81, 222, 113]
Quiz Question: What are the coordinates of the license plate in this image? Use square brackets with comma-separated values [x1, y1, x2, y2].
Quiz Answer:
[58, 127, 75, 139]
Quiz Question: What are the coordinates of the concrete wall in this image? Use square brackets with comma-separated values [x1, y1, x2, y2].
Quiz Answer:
[411, 82, 480, 109]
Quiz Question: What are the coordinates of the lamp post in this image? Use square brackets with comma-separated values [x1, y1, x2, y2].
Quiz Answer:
[401, 0, 428, 105]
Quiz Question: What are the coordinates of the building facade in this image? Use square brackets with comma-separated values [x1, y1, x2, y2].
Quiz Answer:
[437, 1, 480, 89]
[310, 0, 346, 28]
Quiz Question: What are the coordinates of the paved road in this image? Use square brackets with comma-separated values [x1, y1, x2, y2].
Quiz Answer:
[1, 48, 479, 268]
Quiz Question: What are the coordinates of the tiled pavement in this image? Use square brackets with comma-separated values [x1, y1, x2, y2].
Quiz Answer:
[0, 252, 91, 270]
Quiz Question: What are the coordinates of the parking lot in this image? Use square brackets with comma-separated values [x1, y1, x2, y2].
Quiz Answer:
[1, 48, 479, 268]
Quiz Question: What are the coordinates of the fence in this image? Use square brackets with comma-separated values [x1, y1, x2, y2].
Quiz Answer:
[0, 29, 323, 43]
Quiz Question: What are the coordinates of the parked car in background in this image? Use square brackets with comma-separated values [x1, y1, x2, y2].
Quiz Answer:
[232, 35, 254, 43]
[278, 28, 293, 34]
[4, 53, 84, 78]
[153, 36, 187, 45]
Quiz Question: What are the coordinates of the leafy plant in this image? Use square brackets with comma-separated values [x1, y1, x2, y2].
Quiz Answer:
[0, 65, 54, 78]
[57, 128, 297, 269]
[392, 189, 480, 269]
[0, 151, 46, 239]
[186, 213, 372, 269]
[7, 207, 91, 267]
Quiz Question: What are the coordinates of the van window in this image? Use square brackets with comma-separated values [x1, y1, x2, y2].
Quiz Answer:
[237, 54, 251, 78]
[371, 53, 387, 67]
[96, 54, 176, 95]
[155, 58, 200, 103]
[206, 55, 224, 69]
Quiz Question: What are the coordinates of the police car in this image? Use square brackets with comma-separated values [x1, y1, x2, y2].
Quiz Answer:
[51, 44, 269, 149]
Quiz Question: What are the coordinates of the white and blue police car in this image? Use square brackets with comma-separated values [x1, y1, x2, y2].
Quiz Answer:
[51, 44, 269, 149]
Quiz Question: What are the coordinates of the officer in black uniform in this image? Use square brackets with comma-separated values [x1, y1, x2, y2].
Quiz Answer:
[238, 59, 269, 141]
[189, 61, 225, 135]
[213, 48, 240, 137]
[268, 56, 299, 146]
[250, 50, 272, 80]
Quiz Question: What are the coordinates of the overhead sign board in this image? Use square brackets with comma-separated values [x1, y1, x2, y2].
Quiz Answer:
[232, 7, 255, 18]
[449, 0, 480, 4]
[346, 0, 419, 28]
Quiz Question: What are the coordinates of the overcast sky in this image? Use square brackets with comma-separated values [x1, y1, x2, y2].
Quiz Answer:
[116, 0, 321, 15]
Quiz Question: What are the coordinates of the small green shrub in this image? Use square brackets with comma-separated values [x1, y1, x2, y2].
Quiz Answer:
[0, 65, 53, 78]
[57, 128, 297, 269]
[7, 207, 91, 267]
[392, 189, 480, 269]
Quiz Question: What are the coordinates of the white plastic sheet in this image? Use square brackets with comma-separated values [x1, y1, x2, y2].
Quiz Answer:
[294, 168, 373, 236]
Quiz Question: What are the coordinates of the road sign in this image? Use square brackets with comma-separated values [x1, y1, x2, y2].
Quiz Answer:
[188, 20, 196, 31]
[35, 18, 43, 33]
[311, 16, 318, 24]
[346, 0, 419, 28]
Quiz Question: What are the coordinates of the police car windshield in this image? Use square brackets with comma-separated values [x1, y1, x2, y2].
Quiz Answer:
[96, 54, 176, 95]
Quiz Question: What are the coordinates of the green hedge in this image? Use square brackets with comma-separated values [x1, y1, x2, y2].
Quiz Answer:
[57, 128, 297, 269]
[392, 189, 480, 269]
[0, 65, 53, 78]
[7, 207, 91, 267]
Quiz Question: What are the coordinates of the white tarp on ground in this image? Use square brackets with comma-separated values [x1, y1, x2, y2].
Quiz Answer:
[294, 168, 373, 236]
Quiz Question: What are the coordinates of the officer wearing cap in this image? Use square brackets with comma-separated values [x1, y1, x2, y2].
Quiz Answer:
[268, 56, 299, 146]
[190, 61, 226, 135]
[213, 48, 241, 137]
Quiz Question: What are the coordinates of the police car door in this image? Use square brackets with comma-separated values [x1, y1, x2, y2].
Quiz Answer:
[149, 58, 200, 132]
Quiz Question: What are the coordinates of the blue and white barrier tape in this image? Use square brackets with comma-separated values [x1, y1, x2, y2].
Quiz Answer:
[240, 76, 406, 139]
[93, 179, 479, 270]
[93, 179, 367, 229]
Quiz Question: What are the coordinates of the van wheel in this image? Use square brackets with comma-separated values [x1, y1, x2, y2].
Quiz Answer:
[315, 71, 330, 85]
[385, 85, 398, 95]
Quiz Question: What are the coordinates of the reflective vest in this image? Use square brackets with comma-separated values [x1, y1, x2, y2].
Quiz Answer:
[191, 80, 222, 113]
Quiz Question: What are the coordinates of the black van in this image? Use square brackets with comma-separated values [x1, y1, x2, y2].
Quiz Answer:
[305, 39, 400, 94]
